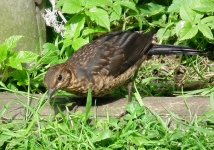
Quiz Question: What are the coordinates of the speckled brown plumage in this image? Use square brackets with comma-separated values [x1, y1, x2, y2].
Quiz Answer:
[44, 31, 202, 100]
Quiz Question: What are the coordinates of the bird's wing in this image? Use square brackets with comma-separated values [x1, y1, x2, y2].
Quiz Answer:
[68, 31, 154, 81]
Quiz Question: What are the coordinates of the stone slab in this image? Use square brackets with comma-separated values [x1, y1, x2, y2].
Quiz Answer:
[0, 92, 211, 122]
[0, 0, 46, 53]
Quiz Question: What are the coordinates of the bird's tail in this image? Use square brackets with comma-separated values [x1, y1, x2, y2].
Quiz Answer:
[148, 44, 206, 56]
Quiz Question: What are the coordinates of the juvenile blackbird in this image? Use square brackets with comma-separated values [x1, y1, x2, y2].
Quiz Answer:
[44, 31, 204, 100]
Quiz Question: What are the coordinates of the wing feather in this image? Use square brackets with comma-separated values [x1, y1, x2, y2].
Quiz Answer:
[67, 31, 155, 82]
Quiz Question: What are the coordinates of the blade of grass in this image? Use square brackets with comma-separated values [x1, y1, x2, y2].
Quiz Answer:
[25, 92, 48, 135]
[210, 92, 214, 111]
[85, 88, 92, 123]
[133, 82, 144, 107]
[25, 72, 31, 120]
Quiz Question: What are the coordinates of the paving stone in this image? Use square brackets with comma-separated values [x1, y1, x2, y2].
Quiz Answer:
[0, 92, 211, 122]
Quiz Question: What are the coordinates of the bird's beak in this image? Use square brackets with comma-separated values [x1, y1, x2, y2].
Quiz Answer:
[48, 89, 57, 99]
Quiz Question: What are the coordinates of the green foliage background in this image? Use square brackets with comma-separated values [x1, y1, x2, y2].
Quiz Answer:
[0, 0, 214, 94]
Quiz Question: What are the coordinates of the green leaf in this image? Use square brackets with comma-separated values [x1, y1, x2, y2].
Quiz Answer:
[82, 28, 106, 36]
[110, 4, 122, 21]
[198, 22, 214, 39]
[139, 2, 166, 17]
[201, 16, 214, 29]
[72, 37, 89, 51]
[156, 27, 173, 43]
[6, 51, 38, 70]
[16, 51, 39, 63]
[115, 1, 138, 12]
[170, 131, 184, 140]
[85, 0, 112, 8]
[0, 44, 7, 63]
[62, 38, 72, 49]
[129, 135, 148, 146]
[150, 14, 167, 27]
[61, 0, 83, 14]
[42, 43, 58, 55]
[7, 57, 22, 70]
[92, 129, 113, 143]
[193, 6, 214, 12]
[11, 70, 28, 86]
[192, 0, 214, 12]
[180, 5, 203, 23]
[134, 15, 143, 30]
[5, 36, 22, 51]
[40, 53, 59, 65]
[87, 7, 110, 31]
[178, 0, 203, 23]
[179, 22, 198, 41]
[175, 20, 185, 36]
[126, 102, 143, 117]
[40, 43, 59, 65]
[64, 14, 85, 39]
[168, 0, 185, 13]
[0, 134, 11, 147]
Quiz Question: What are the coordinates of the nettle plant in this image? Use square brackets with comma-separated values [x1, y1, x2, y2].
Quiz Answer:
[156, 0, 214, 48]
[0, 36, 38, 91]
[55, 0, 167, 57]
[0, 36, 64, 93]
[48, 0, 214, 54]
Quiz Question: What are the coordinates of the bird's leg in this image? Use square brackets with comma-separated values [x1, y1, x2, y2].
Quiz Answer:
[127, 81, 134, 102]
[118, 80, 135, 119]
[127, 71, 139, 102]
[118, 72, 139, 119]
[117, 80, 134, 119]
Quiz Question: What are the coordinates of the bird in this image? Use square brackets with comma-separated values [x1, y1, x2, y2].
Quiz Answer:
[44, 31, 205, 101]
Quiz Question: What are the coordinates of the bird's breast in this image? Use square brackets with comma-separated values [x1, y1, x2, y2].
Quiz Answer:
[64, 64, 138, 97]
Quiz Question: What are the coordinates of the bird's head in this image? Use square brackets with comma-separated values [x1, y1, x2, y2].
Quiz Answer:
[44, 64, 72, 99]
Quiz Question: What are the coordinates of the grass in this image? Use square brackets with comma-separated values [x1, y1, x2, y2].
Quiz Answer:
[1, 90, 214, 149]
[136, 55, 213, 96]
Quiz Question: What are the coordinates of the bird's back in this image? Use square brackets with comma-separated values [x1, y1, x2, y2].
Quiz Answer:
[67, 31, 154, 76]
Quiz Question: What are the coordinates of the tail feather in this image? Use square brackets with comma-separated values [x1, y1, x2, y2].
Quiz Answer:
[148, 44, 205, 56]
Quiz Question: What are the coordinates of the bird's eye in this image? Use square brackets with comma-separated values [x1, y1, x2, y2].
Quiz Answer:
[57, 74, 63, 81]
